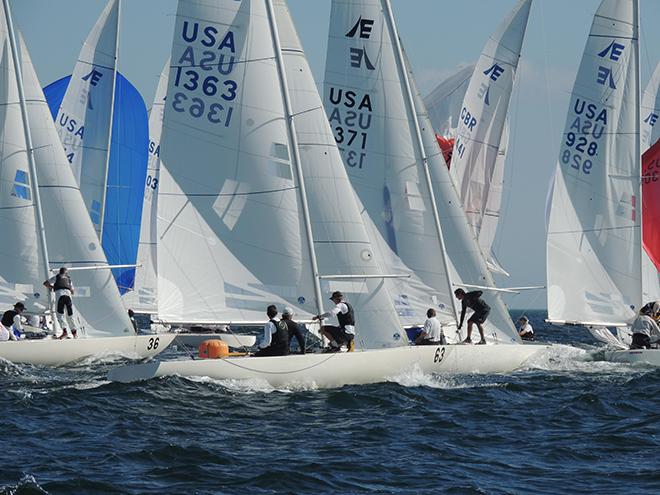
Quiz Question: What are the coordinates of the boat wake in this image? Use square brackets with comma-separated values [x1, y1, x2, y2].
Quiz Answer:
[181, 374, 320, 394]
[0, 474, 48, 495]
[387, 364, 504, 390]
[522, 343, 645, 375]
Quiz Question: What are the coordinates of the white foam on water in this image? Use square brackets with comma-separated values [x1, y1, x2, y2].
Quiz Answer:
[1, 474, 48, 495]
[182, 374, 320, 394]
[522, 343, 643, 376]
[387, 363, 503, 390]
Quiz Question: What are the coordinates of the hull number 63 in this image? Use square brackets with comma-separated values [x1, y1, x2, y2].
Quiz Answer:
[434, 347, 446, 364]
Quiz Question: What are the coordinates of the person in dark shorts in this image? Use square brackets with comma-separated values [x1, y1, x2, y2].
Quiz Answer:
[454, 288, 490, 345]
[43, 267, 77, 339]
[630, 304, 660, 349]
[313, 291, 355, 352]
[281, 307, 306, 354]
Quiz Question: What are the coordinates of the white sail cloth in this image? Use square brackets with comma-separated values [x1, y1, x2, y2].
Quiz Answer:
[449, 0, 531, 271]
[53, 0, 119, 236]
[323, 0, 519, 343]
[641, 62, 660, 151]
[547, 0, 641, 325]
[122, 60, 168, 314]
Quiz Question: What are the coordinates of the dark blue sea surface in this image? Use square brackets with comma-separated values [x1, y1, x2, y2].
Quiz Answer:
[1, 310, 659, 494]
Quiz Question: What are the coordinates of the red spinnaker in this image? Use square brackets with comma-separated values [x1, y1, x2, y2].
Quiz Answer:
[435, 134, 455, 168]
[643, 139, 660, 271]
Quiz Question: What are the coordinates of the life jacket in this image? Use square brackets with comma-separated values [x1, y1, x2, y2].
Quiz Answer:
[53, 273, 73, 291]
[269, 319, 289, 353]
[1, 309, 18, 327]
[337, 301, 355, 328]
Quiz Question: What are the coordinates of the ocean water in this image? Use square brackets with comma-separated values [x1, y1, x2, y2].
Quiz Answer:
[1, 310, 659, 495]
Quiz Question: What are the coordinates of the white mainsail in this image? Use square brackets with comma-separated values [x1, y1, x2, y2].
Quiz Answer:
[547, 0, 641, 326]
[122, 60, 168, 314]
[449, 0, 531, 273]
[53, 0, 119, 237]
[641, 62, 660, 151]
[425, 64, 474, 139]
[158, 0, 404, 348]
[323, 0, 519, 343]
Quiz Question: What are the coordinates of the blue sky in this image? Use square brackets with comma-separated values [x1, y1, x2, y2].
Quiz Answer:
[13, 0, 660, 310]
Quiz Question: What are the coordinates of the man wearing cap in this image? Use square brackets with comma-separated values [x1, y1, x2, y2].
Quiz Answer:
[630, 303, 660, 349]
[518, 316, 534, 341]
[312, 291, 355, 352]
[281, 307, 306, 354]
[0, 302, 26, 341]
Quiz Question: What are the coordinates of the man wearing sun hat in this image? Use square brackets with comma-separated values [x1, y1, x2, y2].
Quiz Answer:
[281, 307, 306, 354]
[312, 291, 355, 352]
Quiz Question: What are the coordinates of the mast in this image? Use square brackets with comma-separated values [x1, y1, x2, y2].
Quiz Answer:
[634, 0, 643, 311]
[98, 0, 120, 243]
[380, 0, 460, 324]
[3, 0, 54, 308]
[264, 0, 324, 316]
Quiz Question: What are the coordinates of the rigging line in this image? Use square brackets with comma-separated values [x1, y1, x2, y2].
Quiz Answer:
[219, 351, 340, 375]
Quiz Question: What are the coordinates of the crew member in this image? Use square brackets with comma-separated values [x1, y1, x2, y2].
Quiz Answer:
[43, 267, 77, 339]
[313, 291, 355, 352]
[254, 305, 290, 357]
[281, 307, 306, 354]
[415, 308, 445, 345]
[0, 302, 25, 341]
[630, 304, 660, 349]
[518, 316, 534, 341]
[454, 288, 490, 345]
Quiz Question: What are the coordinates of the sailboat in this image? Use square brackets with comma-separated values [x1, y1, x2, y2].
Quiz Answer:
[0, 0, 175, 365]
[107, 0, 543, 387]
[47, 0, 149, 296]
[546, 0, 660, 365]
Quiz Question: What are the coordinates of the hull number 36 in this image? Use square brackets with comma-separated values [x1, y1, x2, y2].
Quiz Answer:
[147, 337, 160, 351]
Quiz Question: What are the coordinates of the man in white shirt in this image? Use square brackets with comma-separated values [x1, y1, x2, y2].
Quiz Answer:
[518, 316, 534, 341]
[254, 305, 290, 357]
[43, 267, 77, 339]
[0, 302, 25, 341]
[313, 291, 355, 352]
[414, 308, 445, 345]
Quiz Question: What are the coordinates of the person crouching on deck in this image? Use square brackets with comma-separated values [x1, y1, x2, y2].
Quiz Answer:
[0, 302, 26, 341]
[630, 304, 660, 349]
[313, 291, 355, 352]
[454, 288, 490, 345]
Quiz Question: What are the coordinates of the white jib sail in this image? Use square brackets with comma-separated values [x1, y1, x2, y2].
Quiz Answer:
[18, 34, 132, 337]
[547, 0, 641, 325]
[273, 0, 406, 348]
[122, 60, 168, 314]
[424, 64, 475, 139]
[53, 0, 119, 237]
[449, 0, 531, 264]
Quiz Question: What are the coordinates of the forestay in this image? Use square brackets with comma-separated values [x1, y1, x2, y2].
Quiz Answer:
[16, 34, 132, 336]
[547, 0, 641, 325]
[122, 61, 169, 314]
[52, 0, 119, 239]
[449, 0, 531, 274]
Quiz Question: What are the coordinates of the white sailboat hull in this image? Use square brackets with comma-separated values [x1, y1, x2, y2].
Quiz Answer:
[108, 343, 546, 388]
[603, 348, 660, 366]
[0, 334, 176, 366]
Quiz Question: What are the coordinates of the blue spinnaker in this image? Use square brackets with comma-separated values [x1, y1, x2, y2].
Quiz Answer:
[44, 73, 149, 294]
